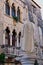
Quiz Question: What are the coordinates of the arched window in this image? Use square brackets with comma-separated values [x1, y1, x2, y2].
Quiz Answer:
[11, 3, 16, 17]
[12, 29, 17, 46]
[5, 27, 10, 46]
[17, 7, 20, 21]
[5, 0, 10, 15]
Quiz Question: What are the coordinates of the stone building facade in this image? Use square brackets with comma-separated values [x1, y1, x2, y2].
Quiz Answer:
[0, 0, 43, 65]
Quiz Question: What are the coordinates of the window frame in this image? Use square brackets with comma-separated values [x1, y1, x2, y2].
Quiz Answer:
[5, 0, 10, 15]
[17, 7, 20, 22]
[11, 3, 16, 17]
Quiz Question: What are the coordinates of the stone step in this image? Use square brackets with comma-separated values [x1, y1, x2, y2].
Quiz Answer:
[15, 50, 35, 65]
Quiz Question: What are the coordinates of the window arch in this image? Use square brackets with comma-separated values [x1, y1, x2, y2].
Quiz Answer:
[11, 3, 16, 17]
[12, 29, 17, 46]
[5, 27, 10, 46]
[17, 7, 20, 21]
[5, 0, 10, 15]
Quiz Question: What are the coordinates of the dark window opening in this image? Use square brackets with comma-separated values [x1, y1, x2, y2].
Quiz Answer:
[32, 5, 36, 14]
[12, 29, 17, 46]
[17, 7, 20, 21]
[12, 3, 16, 17]
[28, 11, 34, 22]
[5, 27, 10, 46]
[5, 0, 10, 15]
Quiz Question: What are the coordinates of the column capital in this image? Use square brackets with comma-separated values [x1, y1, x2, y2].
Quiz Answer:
[9, 33, 13, 36]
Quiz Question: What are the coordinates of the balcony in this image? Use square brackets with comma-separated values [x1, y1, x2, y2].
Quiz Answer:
[1, 45, 21, 57]
[12, 16, 18, 25]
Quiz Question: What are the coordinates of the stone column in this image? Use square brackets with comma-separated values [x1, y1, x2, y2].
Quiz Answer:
[4, 3, 5, 14]
[17, 35, 19, 47]
[3, 30, 5, 45]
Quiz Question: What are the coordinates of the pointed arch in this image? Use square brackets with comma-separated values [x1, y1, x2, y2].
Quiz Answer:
[12, 29, 17, 46]
[5, 27, 10, 34]
[11, 3, 16, 16]
[5, 27, 10, 46]
[17, 7, 20, 21]
[5, 0, 10, 15]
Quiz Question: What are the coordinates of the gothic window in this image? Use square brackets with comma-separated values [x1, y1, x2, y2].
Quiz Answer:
[5, 0, 10, 15]
[28, 11, 33, 22]
[28, 4, 32, 12]
[17, 7, 20, 21]
[12, 29, 17, 46]
[11, 3, 16, 17]
[5, 27, 10, 46]
[32, 5, 36, 15]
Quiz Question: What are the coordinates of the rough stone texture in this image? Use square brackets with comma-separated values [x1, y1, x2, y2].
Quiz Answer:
[0, 0, 43, 65]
